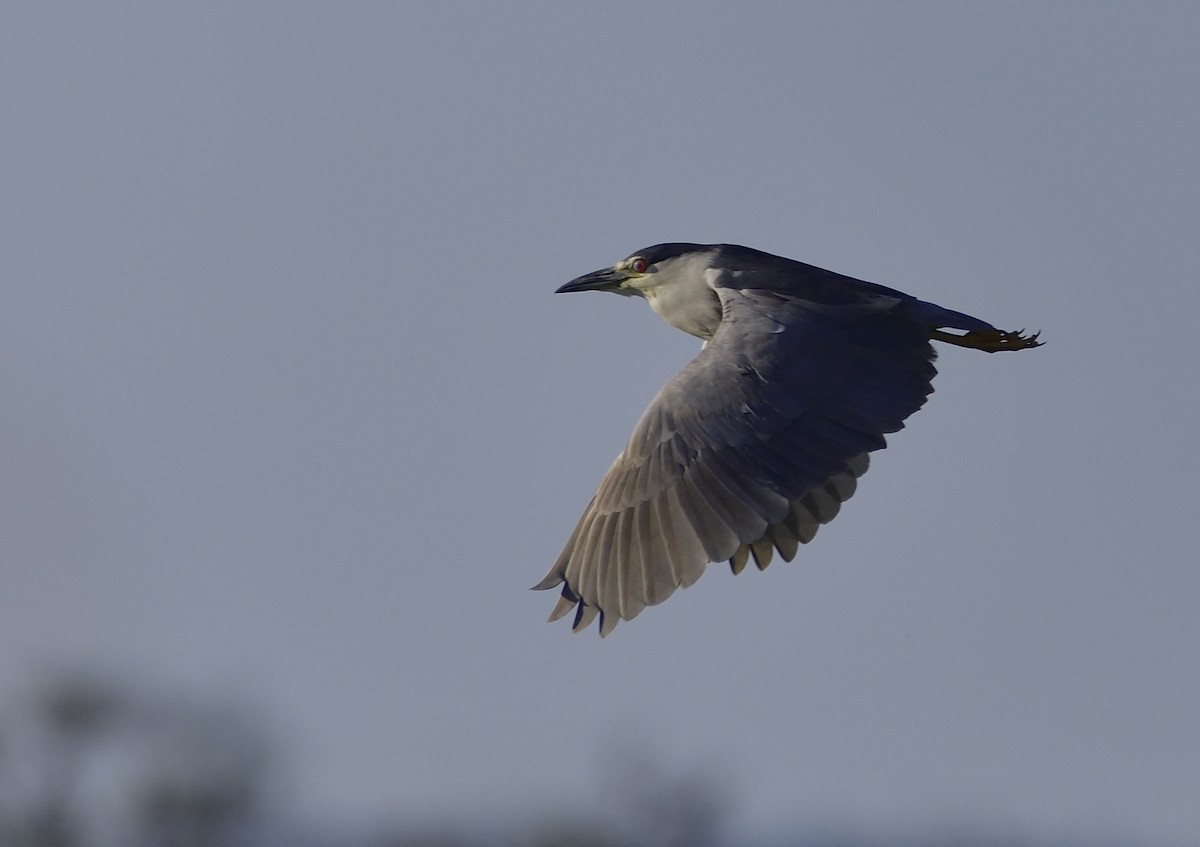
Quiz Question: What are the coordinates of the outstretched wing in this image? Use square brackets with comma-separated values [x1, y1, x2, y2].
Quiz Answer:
[535, 282, 940, 635]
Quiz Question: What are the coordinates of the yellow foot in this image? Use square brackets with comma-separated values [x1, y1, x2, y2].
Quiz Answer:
[931, 328, 1043, 353]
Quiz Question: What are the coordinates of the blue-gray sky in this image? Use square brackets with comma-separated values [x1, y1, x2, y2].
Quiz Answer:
[2, 3, 1198, 843]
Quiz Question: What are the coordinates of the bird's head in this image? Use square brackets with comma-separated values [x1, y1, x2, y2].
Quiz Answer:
[556, 243, 716, 298]
[557, 243, 725, 339]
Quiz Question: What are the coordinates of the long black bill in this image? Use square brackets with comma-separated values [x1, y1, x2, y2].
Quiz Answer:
[555, 268, 624, 294]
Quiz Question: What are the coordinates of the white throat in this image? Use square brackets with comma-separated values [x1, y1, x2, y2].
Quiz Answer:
[631, 252, 723, 340]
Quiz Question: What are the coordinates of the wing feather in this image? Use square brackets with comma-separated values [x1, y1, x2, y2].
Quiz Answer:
[677, 469, 742, 561]
[637, 498, 672, 607]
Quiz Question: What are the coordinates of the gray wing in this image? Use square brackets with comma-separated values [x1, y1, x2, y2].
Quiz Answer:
[535, 285, 938, 635]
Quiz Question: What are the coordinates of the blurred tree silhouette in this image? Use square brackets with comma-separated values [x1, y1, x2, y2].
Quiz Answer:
[0, 672, 1173, 847]
[510, 743, 728, 847]
[0, 670, 271, 847]
[597, 744, 727, 847]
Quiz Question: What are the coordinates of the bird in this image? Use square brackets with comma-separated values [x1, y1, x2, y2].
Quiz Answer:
[534, 243, 1041, 636]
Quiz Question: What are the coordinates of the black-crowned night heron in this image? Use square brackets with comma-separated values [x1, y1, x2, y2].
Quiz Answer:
[535, 243, 1041, 636]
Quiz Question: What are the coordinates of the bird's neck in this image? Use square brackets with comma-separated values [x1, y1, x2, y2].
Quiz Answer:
[638, 257, 723, 341]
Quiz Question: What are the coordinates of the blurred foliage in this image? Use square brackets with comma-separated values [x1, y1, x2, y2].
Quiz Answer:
[0, 669, 1175, 847]
[0, 670, 269, 847]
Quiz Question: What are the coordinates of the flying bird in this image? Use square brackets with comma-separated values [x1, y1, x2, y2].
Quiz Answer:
[535, 243, 1040, 635]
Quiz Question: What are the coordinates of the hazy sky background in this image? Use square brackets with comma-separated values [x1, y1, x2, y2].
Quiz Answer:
[3, 3, 1198, 843]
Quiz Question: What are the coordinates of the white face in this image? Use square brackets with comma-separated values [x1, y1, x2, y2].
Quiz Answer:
[624, 251, 723, 340]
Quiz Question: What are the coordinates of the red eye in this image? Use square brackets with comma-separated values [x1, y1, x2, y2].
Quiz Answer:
[631, 257, 649, 273]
